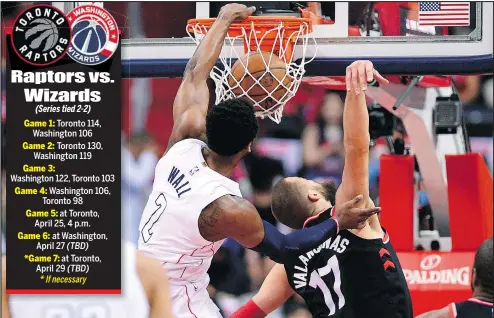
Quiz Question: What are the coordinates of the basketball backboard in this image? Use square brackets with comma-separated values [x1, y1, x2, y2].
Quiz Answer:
[116, 1, 493, 77]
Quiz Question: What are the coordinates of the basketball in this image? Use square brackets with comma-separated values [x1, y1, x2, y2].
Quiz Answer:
[26, 18, 59, 52]
[228, 51, 293, 109]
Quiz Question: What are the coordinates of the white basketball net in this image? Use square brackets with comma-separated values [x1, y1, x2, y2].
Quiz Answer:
[187, 20, 315, 123]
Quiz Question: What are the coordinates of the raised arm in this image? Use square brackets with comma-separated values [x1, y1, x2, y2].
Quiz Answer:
[232, 264, 294, 317]
[336, 61, 388, 212]
[198, 194, 379, 263]
[166, 4, 256, 152]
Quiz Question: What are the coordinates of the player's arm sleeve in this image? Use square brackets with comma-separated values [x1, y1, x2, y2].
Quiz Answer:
[232, 264, 294, 317]
[251, 219, 339, 264]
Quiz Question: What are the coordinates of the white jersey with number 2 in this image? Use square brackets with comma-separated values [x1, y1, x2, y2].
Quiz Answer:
[138, 139, 241, 285]
[9, 240, 149, 318]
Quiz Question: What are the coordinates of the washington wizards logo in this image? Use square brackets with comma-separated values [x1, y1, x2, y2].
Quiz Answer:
[11, 5, 71, 66]
[66, 5, 119, 65]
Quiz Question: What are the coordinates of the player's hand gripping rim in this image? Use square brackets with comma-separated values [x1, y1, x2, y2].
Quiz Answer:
[219, 3, 256, 21]
[346, 60, 389, 95]
[332, 195, 381, 231]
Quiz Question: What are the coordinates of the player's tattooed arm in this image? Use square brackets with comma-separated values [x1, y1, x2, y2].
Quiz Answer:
[199, 195, 264, 246]
[183, 58, 199, 77]
[166, 4, 255, 153]
[198, 201, 224, 240]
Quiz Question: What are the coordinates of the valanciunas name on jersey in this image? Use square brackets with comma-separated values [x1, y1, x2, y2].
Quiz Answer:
[292, 234, 349, 289]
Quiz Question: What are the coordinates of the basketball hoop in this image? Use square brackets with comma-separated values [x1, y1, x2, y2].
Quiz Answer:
[186, 16, 316, 123]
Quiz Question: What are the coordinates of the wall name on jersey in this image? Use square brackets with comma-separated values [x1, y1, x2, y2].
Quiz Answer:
[168, 166, 192, 198]
[292, 234, 350, 289]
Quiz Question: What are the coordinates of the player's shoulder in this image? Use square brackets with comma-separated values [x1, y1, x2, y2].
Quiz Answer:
[203, 194, 254, 216]
[455, 299, 494, 316]
[175, 138, 207, 149]
[164, 138, 206, 157]
[157, 138, 206, 173]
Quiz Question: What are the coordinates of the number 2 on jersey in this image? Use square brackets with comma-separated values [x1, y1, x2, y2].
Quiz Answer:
[308, 255, 345, 316]
[140, 193, 167, 242]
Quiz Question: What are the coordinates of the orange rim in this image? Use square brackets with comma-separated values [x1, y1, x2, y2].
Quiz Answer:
[187, 17, 312, 62]
[187, 16, 311, 33]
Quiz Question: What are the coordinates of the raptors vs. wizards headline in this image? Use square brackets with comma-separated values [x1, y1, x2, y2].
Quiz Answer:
[12, 71, 113, 103]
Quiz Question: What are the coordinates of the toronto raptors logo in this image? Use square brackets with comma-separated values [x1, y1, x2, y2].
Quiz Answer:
[66, 5, 119, 65]
[11, 5, 71, 66]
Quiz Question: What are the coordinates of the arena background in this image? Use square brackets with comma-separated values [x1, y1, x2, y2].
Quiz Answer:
[1, 1, 493, 317]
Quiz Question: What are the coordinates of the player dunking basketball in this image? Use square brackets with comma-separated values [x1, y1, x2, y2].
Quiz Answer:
[137, 4, 380, 318]
[417, 238, 493, 318]
[232, 61, 413, 318]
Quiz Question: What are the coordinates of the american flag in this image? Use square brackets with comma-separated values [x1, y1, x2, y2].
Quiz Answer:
[418, 2, 470, 26]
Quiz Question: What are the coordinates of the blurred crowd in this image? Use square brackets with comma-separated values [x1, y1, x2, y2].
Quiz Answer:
[0, 1, 493, 317]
